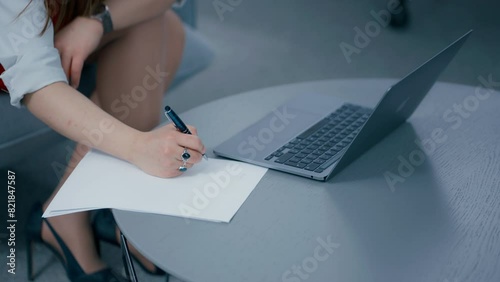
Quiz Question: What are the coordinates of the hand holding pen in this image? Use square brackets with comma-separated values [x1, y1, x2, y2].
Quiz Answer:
[125, 106, 206, 178]
[129, 122, 206, 178]
[165, 106, 208, 171]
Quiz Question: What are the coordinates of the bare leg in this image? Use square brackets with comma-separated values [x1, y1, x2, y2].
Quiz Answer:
[95, 10, 184, 130]
[94, 10, 185, 272]
[41, 107, 106, 273]
[40, 10, 185, 274]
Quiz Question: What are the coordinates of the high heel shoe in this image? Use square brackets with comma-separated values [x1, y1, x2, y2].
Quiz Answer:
[92, 209, 167, 276]
[26, 202, 128, 282]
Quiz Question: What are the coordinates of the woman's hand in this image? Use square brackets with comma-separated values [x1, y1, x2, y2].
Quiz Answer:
[129, 124, 207, 178]
[54, 17, 104, 88]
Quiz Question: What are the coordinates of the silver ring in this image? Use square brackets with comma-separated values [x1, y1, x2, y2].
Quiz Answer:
[181, 148, 191, 161]
[178, 160, 188, 172]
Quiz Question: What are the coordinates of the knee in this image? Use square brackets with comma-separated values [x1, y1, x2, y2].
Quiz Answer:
[164, 10, 185, 41]
[134, 114, 161, 132]
[115, 109, 161, 132]
[140, 9, 184, 43]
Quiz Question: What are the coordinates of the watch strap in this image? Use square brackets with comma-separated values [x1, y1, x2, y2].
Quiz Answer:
[173, 0, 187, 8]
[91, 4, 113, 34]
[101, 7, 113, 34]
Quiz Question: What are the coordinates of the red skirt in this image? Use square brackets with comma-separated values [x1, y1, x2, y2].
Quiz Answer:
[0, 65, 7, 93]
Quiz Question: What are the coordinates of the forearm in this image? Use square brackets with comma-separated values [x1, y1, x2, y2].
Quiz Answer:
[106, 0, 176, 31]
[24, 82, 140, 162]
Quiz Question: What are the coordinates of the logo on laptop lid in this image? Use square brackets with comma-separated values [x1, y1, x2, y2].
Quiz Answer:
[396, 97, 411, 112]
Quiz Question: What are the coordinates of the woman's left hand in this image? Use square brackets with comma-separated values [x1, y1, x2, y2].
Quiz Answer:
[54, 17, 104, 88]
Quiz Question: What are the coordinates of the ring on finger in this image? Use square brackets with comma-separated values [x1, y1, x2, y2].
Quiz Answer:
[178, 160, 188, 172]
[181, 148, 191, 161]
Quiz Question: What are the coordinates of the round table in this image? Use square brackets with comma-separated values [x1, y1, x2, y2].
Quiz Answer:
[114, 79, 500, 282]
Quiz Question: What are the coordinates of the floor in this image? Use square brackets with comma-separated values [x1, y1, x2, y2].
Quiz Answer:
[1, 0, 498, 281]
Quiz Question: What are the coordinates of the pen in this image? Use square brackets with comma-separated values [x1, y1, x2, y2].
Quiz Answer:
[164, 106, 208, 160]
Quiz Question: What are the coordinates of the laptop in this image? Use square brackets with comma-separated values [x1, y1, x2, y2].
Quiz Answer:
[214, 30, 472, 181]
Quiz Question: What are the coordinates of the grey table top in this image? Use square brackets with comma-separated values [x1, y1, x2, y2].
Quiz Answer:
[114, 79, 500, 282]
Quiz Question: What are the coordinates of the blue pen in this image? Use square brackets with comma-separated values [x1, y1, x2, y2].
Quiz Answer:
[164, 106, 208, 160]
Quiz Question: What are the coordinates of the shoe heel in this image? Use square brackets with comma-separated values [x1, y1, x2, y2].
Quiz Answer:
[25, 203, 128, 281]
[27, 239, 34, 281]
[25, 203, 42, 281]
[42, 217, 86, 280]
[94, 235, 102, 256]
[93, 209, 167, 276]
[25, 202, 85, 280]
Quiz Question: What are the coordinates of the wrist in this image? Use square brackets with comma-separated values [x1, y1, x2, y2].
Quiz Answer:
[126, 130, 146, 165]
[82, 16, 105, 37]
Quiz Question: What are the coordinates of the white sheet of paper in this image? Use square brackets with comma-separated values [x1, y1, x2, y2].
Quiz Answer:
[43, 150, 268, 223]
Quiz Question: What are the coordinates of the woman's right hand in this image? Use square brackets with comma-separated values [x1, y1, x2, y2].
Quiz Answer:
[129, 123, 206, 178]
[54, 17, 104, 88]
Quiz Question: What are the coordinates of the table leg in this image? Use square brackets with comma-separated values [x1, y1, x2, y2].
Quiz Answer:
[120, 231, 139, 282]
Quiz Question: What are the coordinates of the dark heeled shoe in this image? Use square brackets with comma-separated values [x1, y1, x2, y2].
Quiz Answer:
[93, 209, 167, 276]
[389, 0, 409, 28]
[25, 203, 128, 282]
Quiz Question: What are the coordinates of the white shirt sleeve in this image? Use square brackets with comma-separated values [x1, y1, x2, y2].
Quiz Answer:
[0, 0, 68, 108]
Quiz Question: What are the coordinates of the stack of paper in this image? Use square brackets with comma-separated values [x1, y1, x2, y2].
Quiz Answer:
[43, 150, 268, 223]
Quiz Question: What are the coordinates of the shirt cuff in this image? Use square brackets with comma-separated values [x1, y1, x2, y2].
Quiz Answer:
[1, 46, 67, 108]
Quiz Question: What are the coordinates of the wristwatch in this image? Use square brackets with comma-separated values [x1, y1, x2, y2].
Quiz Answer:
[91, 3, 113, 34]
[173, 0, 187, 8]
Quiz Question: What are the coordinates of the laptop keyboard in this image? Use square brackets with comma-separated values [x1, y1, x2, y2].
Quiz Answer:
[265, 103, 372, 173]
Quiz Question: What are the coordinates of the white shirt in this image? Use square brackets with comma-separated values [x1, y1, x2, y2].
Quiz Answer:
[0, 0, 67, 108]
